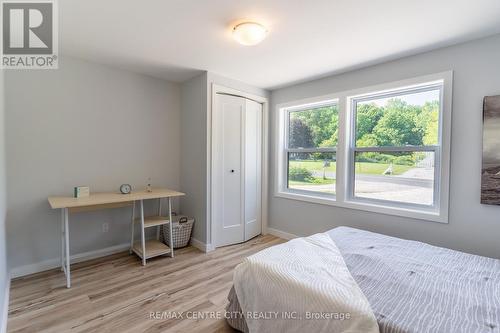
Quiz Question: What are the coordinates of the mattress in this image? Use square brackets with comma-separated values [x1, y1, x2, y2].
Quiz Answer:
[226, 227, 500, 333]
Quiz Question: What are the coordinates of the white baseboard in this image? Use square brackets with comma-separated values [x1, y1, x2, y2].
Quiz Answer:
[9, 230, 293, 279]
[267, 227, 298, 240]
[1, 277, 10, 333]
[10, 243, 130, 279]
[11, 237, 218, 278]
[190, 238, 214, 253]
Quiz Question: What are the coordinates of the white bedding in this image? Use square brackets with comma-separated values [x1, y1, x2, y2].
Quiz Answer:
[233, 233, 380, 333]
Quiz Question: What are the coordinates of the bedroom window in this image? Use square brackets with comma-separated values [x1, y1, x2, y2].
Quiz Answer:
[276, 72, 452, 223]
[348, 85, 442, 209]
[285, 102, 339, 196]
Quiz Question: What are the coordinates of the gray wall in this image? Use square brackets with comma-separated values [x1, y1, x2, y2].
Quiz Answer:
[5, 56, 181, 270]
[180, 73, 208, 243]
[270, 34, 500, 259]
[0, 70, 8, 331]
[179, 72, 269, 246]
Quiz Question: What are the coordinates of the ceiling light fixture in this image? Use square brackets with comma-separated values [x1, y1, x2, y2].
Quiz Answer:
[232, 22, 268, 46]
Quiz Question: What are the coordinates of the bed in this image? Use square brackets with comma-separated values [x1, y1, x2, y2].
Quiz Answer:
[226, 226, 500, 333]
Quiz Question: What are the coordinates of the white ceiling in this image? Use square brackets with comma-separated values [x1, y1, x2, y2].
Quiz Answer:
[61, 0, 500, 90]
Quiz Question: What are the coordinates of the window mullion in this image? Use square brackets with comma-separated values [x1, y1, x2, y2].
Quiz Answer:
[286, 148, 336, 153]
[353, 146, 438, 153]
[335, 95, 348, 203]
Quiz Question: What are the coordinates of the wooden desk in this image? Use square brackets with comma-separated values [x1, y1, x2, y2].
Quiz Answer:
[48, 188, 185, 288]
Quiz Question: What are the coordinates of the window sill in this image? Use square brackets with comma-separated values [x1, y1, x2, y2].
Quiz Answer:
[274, 190, 448, 224]
[275, 190, 337, 207]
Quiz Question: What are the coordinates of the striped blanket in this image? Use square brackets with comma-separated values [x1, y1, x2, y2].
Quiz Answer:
[233, 233, 379, 333]
[227, 227, 500, 333]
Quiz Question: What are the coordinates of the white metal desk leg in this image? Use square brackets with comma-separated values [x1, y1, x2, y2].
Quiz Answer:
[130, 201, 135, 254]
[168, 198, 174, 258]
[156, 198, 162, 240]
[64, 208, 71, 288]
[60, 209, 64, 271]
[140, 200, 146, 266]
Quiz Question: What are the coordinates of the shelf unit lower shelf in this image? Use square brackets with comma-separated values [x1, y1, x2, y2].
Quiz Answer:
[134, 216, 170, 228]
[130, 198, 175, 265]
[132, 240, 171, 259]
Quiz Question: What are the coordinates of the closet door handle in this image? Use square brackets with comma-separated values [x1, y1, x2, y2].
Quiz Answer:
[230, 169, 235, 173]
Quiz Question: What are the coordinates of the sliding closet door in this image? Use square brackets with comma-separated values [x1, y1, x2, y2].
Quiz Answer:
[214, 94, 245, 247]
[244, 99, 262, 241]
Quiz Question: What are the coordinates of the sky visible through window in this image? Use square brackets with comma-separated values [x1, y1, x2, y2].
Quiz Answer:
[365, 89, 440, 107]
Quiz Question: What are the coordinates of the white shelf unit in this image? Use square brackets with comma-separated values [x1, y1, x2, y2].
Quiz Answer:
[130, 197, 174, 265]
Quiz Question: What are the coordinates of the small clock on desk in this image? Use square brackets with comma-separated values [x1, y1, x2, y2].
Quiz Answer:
[120, 184, 132, 194]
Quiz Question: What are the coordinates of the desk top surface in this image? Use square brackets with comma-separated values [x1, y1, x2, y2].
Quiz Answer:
[48, 188, 185, 209]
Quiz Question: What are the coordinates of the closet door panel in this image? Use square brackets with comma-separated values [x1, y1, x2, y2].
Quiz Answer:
[214, 94, 244, 246]
[244, 99, 262, 240]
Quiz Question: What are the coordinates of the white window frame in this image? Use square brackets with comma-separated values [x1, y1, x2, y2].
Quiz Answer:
[275, 72, 452, 223]
[283, 99, 339, 199]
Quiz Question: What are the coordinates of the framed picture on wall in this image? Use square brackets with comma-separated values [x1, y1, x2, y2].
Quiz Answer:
[481, 95, 500, 205]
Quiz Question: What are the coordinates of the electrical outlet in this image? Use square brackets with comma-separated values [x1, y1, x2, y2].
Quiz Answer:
[102, 222, 109, 233]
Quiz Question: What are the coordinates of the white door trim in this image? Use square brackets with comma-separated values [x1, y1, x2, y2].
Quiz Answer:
[209, 84, 269, 249]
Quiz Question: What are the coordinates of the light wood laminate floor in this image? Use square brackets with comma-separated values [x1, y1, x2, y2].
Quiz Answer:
[8, 234, 283, 333]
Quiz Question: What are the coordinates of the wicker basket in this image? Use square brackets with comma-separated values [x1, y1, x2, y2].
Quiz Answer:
[161, 215, 194, 249]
